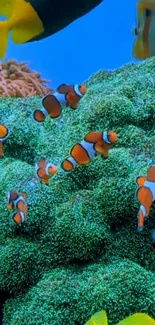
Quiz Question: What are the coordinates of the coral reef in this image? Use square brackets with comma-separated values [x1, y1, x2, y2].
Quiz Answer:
[0, 59, 52, 97]
[1, 57, 155, 324]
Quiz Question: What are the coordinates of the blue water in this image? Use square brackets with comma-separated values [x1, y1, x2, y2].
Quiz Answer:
[1, 0, 138, 88]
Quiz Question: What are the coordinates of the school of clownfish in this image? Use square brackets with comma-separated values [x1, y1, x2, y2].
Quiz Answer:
[0, 82, 154, 233]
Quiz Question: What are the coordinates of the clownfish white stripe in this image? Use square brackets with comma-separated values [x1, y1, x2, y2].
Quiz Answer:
[74, 84, 83, 97]
[103, 131, 111, 144]
[45, 163, 53, 175]
[54, 92, 67, 105]
[67, 156, 77, 168]
[139, 205, 146, 218]
[80, 140, 96, 160]
[144, 181, 155, 201]
[13, 196, 25, 208]
[40, 107, 48, 117]
[7, 192, 11, 203]
[20, 212, 25, 222]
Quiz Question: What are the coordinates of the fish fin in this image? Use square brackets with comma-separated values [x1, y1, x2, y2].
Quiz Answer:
[57, 84, 71, 94]
[132, 38, 150, 59]
[61, 159, 74, 172]
[137, 210, 145, 231]
[37, 160, 47, 169]
[84, 132, 102, 143]
[11, 0, 44, 44]
[21, 192, 27, 199]
[85, 310, 108, 325]
[0, 2, 13, 17]
[136, 176, 147, 187]
[116, 313, 155, 325]
[0, 21, 10, 59]
[147, 166, 155, 182]
[33, 110, 46, 122]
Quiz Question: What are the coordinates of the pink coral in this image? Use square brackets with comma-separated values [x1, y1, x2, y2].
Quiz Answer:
[0, 59, 53, 97]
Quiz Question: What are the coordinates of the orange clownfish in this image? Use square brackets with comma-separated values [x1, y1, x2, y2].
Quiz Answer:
[136, 166, 155, 231]
[33, 83, 86, 122]
[36, 159, 58, 184]
[61, 131, 117, 172]
[7, 191, 28, 224]
[0, 124, 10, 157]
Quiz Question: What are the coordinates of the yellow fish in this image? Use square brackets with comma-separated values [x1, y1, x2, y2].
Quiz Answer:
[0, 0, 103, 59]
[85, 310, 155, 325]
[132, 0, 155, 59]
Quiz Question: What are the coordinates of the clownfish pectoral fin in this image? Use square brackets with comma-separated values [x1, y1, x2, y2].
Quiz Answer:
[85, 310, 108, 325]
[66, 92, 77, 109]
[33, 109, 46, 122]
[93, 141, 107, 156]
[136, 176, 147, 187]
[115, 313, 155, 325]
[42, 178, 50, 185]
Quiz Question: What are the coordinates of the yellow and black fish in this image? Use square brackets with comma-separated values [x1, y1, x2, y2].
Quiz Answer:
[0, 0, 103, 58]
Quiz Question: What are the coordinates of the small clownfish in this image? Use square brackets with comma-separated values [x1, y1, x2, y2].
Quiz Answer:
[61, 131, 117, 172]
[85, 309, 155, 325]
[12, 211, 26, 224]
[0, 124, 10, 157]
[7, 191, 28, 215]
[132, 0, 155, 59]
[36, 159, 58, 185]
[33, 83, 86, 122]
[136, 166, 155, 232]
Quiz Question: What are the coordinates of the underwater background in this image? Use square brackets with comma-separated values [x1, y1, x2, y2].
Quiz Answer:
[1, 0, 155, 325]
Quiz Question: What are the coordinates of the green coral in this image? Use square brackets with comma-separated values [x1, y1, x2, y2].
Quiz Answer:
[3, 260, 155, 325]
[1, 57, 155, 324]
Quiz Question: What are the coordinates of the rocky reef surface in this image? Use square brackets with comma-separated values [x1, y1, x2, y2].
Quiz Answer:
[1, 57, 155, 325]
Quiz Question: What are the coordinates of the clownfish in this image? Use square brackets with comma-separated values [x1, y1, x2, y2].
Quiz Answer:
[33, 83, 86, 122]
[136, 166, 155, 231]
[132, 0, 155, 59]
[0, 0, 103, 59]
[85, 309, 155, 325]
[61, 131, 117, 172]
[0, 124, 10, 157]
[7, 191, 28, 224]
[36, 159, 58, 184]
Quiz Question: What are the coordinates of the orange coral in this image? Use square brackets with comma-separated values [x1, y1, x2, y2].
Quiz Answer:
[0, 59, 53, 97]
